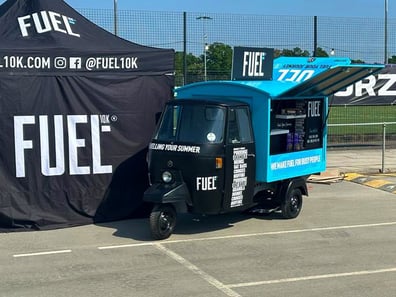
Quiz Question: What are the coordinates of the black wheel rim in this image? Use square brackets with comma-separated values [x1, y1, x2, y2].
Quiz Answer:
[158, 210, 174, 234]
[289, 195, 300, 214]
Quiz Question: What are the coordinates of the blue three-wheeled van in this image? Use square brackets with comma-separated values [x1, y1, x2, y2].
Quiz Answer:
[144, 55, 383, 239]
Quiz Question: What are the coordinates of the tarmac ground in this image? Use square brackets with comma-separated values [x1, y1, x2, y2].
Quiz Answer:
[327, 147, 396, 174]
[1, 146, 396, 297]
[1, 180, 395, 297]
[326, 147, 396, 194]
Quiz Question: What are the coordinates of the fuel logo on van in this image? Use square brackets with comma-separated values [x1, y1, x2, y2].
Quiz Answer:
[196, 176, 217, 191]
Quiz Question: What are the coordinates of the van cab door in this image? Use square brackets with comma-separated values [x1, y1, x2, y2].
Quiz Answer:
[222, 106, 256, 211]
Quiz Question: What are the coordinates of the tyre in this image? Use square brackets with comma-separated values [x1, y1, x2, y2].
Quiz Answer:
[281, 188, 302, 219]
[149, 204, 177, 240]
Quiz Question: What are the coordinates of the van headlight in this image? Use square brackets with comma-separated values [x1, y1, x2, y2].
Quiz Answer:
[162, 171, 173, 183]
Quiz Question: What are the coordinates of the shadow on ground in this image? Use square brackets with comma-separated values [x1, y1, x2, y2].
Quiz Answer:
[95, 210, 286, 241]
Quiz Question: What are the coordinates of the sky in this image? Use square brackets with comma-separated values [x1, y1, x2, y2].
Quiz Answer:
[0, 0, 393, 62]
[60, 0, 394, 18]
[0, 0, 392, 18]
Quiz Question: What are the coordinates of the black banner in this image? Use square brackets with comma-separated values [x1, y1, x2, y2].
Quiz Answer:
[0, 0, 174, 230]
[332, 65, 396, 105]
[0, 53, 168, 74]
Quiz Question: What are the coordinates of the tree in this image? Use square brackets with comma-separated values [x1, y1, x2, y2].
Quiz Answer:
[351, 59, 366, 64]
[205, 42, 233, 80]
[273, 49, 282, 58]
[275, 47, 328, 57]
[174, 43, 232, 84]
[174, 51, 203, 85]
[280, 47, 310, 57]
[388, 55, 396, 64]
[175, 43, 346, 85]
[314, 47, 329, 57]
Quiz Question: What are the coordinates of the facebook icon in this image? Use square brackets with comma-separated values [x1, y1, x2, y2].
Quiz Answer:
[69, 57, 82, 69]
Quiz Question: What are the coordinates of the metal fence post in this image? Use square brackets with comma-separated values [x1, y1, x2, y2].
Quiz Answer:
[313, 16, 317, 57]
[113, 0, 118, 36]
[183, 12, 187, 86]
[382, 122, 386, 173]
[385, 0, 388, 64]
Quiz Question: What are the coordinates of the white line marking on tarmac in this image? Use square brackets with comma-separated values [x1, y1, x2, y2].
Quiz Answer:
[155, 243, 241, 297]
[98, 242, 154, 249]
[13, 249, 72, 258]
[97, 221, 396, 250]
[228, 267, 396, 288]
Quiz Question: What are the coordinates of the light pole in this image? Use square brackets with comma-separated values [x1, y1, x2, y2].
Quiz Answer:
[196, 16, 212, 81]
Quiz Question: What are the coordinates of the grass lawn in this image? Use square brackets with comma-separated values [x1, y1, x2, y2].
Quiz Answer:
[328, 105, 396, 135]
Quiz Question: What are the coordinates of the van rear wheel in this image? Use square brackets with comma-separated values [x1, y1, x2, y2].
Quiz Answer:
[281, 188, 302, 219]
[149, 204, 177, 240]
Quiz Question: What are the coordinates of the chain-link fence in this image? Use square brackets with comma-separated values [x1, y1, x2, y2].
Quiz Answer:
[328, 105, 396, 147]
[76, 9, 396, 85]
[77, 9, 395, 61]
[76, 8, 396, 147]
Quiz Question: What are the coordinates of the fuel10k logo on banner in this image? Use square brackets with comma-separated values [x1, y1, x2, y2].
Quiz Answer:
[14, 114, 114, 178]
[18, 10, 80, 38]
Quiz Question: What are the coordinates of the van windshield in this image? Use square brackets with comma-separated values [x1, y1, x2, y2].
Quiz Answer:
[155, 104, 226, 144]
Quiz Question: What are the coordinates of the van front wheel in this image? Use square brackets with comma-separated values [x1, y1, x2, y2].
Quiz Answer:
[149, 204, 177, 240]
[281, 188, 302, 219]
